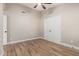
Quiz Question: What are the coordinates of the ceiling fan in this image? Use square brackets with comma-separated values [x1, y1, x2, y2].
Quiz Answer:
[34, 3, 52, 9]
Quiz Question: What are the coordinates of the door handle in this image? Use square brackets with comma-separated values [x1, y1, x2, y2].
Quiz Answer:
[5, 31, 7, 33]
[49, 30, 52, 32]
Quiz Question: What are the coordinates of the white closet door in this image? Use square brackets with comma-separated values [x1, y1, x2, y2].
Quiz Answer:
[3, 15, 7, 45]
[44, 15, 61, 42]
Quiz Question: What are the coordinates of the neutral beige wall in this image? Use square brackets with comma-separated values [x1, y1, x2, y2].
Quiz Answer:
[62, 4, 79, 47]
[42, 3, 79, 47]
[5, 4, 42, 42]
[0, 3, 3, 55]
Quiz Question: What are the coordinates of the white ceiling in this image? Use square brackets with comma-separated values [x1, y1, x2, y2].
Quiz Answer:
[20, 3, 60, 11]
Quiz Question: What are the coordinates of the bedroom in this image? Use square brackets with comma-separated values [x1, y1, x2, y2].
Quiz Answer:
[0, 3, 79, 56]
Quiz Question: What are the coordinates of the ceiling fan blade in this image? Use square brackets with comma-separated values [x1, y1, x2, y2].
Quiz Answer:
[34, 4, 38, 8]
[43, 3, 52, 4]
[42, 4, 46, 9]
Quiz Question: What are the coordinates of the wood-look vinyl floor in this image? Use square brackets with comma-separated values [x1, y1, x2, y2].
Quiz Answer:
[3, 39, 79, 56]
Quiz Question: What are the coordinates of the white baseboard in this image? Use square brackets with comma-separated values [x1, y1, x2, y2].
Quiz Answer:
[43, 38, 79, 50]
[57, 41, 79, 50]
[4, 37, 79, 51]
[4, 37, 42, 45]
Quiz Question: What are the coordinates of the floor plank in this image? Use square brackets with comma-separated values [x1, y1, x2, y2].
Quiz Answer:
[3, 39, 79, 56]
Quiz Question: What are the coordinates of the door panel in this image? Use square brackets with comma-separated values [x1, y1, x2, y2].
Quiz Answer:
[44, 15, 61, 42]
[3, 15, 7, 45]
